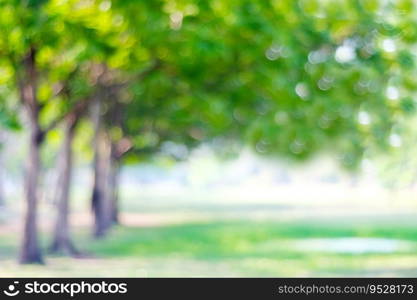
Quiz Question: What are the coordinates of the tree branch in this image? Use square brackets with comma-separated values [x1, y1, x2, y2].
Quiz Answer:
[40, 59, 161, 136]
[41, 96, 93, 135]
[112, 59, 162, 91]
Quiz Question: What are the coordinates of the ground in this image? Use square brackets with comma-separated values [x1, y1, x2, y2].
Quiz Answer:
[3, 216, 417, 276]
[2, 184, 417, 277]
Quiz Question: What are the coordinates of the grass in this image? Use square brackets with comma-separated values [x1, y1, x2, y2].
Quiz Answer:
[3, 180, 417, 277]
[3, 219, 417, 277]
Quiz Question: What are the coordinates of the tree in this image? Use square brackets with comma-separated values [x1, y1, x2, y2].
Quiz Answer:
[0, 0, 116, 263]
[45, 2, 123, 252]
[86, 0, 241, 235]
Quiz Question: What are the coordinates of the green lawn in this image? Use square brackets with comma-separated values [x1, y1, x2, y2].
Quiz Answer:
[3, 219, 417, 277]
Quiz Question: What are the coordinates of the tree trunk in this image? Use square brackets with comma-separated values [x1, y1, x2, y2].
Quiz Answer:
[19, 47, 44, 264]
[109, 145, 120, 225]
[90, 99, 113, 238]
[19, 125, 43, 264]
[90, 98, 101, 234]
[49, 115, 80, 256]
[106, 97, 126, 226]
[92, 131, 113, 238]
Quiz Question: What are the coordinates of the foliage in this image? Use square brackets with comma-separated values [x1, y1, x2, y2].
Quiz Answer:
[0, 0, 416, 169]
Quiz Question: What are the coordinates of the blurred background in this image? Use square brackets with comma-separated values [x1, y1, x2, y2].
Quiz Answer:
[2, 0, 417, 277]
